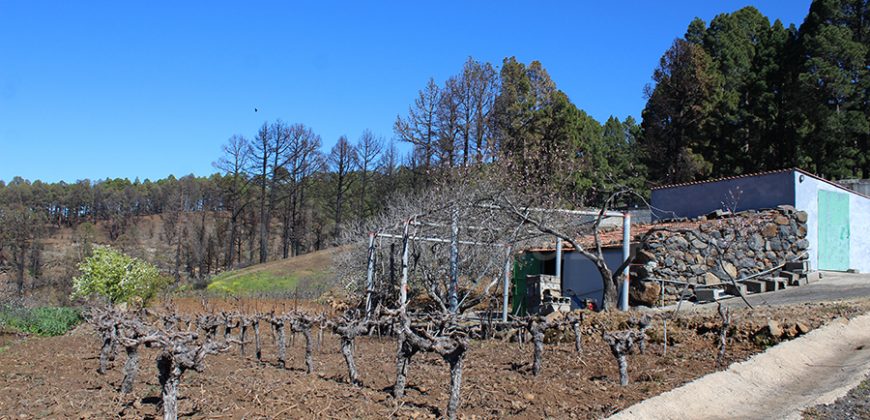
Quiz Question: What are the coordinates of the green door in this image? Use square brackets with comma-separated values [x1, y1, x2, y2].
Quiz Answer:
[818, 190, 850, 271]
[511, 252, 541, 315]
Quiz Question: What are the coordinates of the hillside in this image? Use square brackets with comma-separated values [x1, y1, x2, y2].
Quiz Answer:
[206, 247, 341, 296]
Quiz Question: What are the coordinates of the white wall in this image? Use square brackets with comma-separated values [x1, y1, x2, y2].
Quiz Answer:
[794, 172, 870, 272]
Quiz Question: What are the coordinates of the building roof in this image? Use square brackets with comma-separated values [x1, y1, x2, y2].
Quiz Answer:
[525, 219, 700, 252]
[651, 167, 870, 200]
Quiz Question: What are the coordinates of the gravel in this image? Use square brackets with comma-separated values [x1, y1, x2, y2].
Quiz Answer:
[803, 374, 870, 420]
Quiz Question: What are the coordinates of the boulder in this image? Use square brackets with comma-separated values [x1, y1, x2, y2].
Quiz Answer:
[774, 215, 790, 225]
[630, 280, 661, 307]
[762, 223, 778, 237]
[723, 262, 738, 279]
[795, 211, 808, 223]
[703, 272, 721, 285]
[767, 320, 783, 337]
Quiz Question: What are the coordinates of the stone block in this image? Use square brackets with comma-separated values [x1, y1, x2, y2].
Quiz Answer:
[784, 260, 809, 273]
[781, 271, 800, 285]
[763, 278, 780, 292]
[744, 279, 767, 293]
[695, 288, 724, 302]
[805, 271, 822, 283]
[791, 276, 808, 286]
[725, 282, 748, 296]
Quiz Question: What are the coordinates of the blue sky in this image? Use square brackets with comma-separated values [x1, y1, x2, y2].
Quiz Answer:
[0, 1, 812, 183]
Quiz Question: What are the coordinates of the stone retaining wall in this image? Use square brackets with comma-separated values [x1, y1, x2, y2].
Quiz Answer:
[631, 207, 809, 305]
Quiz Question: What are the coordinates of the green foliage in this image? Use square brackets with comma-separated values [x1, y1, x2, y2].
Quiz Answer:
[0, 306, 82, 336]
[71, 246, 169, 305]
[642, 1, 870, 183]
[207, 271, 303, 295]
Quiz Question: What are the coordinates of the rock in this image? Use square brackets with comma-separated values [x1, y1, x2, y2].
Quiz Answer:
[544, 311, 564, 324]
[795, 239, 809, 250]
[749, 234, 764, 251]
[691, 239, 708, 249]
[797, 225, 807, 238]
[795, 211, 808, 223]
[774, 215, 790, 225]
[796, 322, 811, 335]
[630, 281, 661, 307]
[636, 249, 656, 264]
[668, 236, 689, 248]
[777, 204, 796, 214]
[723, 262, 738, 279]
[664, 256, 675, 267]
[762, 223, 778, 237]
[704, 272, 721, 285]
[524, 393, 536, 401]
[767, 320, 783, 337]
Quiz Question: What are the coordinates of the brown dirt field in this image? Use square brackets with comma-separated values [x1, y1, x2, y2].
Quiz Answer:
[0, 301, 867, 420]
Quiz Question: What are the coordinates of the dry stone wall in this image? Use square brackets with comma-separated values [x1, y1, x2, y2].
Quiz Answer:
[632, 207, 809, 303]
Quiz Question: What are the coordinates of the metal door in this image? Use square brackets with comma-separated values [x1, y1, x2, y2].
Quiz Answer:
[818, 190, 850, 271]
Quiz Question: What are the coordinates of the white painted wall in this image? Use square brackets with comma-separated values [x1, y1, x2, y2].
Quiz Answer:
[794, 172, 870, 273]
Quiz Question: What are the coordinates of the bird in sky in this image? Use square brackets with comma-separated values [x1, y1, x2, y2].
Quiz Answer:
[254, 107, 258, 112]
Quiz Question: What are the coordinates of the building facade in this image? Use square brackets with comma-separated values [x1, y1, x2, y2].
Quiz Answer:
[651, 168, 869, 273]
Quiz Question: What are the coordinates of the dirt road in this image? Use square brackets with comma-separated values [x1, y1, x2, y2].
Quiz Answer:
[724, 272, 870, 308]
[609, 312, 870, 420]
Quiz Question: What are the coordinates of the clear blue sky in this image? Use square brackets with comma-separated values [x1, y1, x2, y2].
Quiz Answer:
[0, 1, 812, 183]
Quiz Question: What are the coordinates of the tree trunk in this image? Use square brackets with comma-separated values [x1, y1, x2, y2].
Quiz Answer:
[446, 351, 465, 420]
[253, 320, 262, 361]
[340, 338, 360, 385]
[157, 354, 179, 420]
[120, 346, 139, 393]
[98, 337, 112, 374]
[617, 354, 628, 386]
[393, 334, 413, 399]
[302, 327, 314, 374]
[532, 328, 544, 376]
[239, 325, 248, 356]
[275, 323, 286, 369]
[572, 322, 582, 353]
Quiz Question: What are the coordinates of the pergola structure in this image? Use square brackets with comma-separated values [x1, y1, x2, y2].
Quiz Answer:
[362, 207, 633, 320]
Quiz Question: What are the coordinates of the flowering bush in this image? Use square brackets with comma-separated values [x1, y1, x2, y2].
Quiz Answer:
[71, 246, 168, 306]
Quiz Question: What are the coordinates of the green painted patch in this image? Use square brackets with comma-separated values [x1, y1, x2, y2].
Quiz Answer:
[818, 190, 850, 271]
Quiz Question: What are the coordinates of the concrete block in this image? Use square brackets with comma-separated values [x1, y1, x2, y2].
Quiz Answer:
[781, 271, 800, 285]
[744, 279, 767, 293]
[725, 283, 748, 296]
[763, 278, 780, 292]
[805, 271, 822, 283]
[784, 260, 809, 273]
[791, 276, 809, 286]
[695, 288, 724, 302]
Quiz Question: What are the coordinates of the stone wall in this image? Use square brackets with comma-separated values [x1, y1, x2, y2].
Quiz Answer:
[631, 207, 809, 304]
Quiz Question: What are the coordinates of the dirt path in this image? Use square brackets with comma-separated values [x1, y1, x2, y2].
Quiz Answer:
[610, 313, 870, 420]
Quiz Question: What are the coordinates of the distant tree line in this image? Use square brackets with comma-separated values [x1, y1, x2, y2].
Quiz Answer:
[641, 0, 869, 183]
[1, 0, 866, 295]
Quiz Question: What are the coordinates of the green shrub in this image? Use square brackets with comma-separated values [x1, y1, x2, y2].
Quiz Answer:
[71, 246, 169, 306]
[0, 306, 82, 336]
